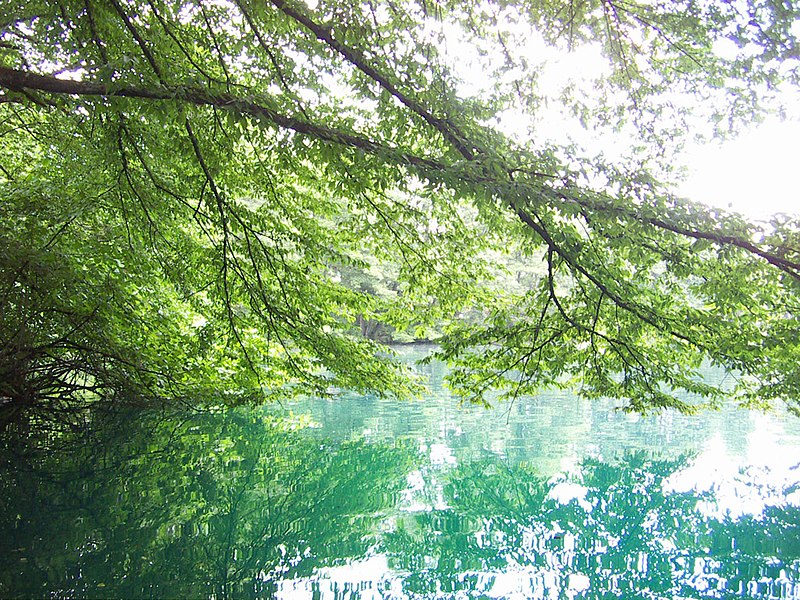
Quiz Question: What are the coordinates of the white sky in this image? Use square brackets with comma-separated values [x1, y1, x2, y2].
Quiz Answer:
[678, 117, 800, 220]
[531, 44, 800, 222]
[442, 16, 800, 223]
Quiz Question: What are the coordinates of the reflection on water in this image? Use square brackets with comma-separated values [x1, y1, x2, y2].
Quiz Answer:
[1, 346, 800, 599]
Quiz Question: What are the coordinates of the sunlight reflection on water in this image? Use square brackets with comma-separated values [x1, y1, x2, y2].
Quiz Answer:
[268, 349, 800, 599]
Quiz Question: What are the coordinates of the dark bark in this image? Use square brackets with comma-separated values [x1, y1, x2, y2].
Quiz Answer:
[269, 0, 479, 160]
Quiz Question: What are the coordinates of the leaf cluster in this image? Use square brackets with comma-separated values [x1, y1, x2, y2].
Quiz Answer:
[1, 0, 799, 415]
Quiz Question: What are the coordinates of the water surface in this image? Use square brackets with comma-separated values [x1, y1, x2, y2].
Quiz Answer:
[2, 346, 800, 598]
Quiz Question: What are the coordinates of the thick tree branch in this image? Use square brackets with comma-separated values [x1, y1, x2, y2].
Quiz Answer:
[539, 185, 800, 281]
[268, 0, 479, 160]
[3, 65, 798, 283]
[107, 0, 165, 83]
[645, 214, 800, 278]
[0, 66, 442, 171]
[521, 205, 698, 344]
[234, 0, 310, 119]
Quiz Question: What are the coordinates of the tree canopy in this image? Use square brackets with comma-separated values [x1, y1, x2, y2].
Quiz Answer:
[1, 0, 799, 419]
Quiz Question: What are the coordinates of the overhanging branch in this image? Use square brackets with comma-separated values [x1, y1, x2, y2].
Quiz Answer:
[2, 65, 798, 282]
[0, 66, 443, 172]
[268, 0, 478, 160]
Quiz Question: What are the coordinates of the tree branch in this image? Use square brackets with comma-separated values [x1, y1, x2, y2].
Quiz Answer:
[3, 65, 798, 283]
[0, 65, 442, 170]
[268, 0, 479, 160]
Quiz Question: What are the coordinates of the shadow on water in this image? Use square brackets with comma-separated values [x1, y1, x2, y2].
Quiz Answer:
[0, 407, 418, 599]
[1, 348, 799, 598]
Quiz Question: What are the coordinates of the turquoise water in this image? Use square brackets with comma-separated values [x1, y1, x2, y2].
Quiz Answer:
[2, 346, 800, 598]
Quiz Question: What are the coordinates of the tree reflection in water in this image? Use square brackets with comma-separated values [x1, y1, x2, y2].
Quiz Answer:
[1, 407, 798, 599]
[0, 407, 417, 598]
[385, 452, 800, 598]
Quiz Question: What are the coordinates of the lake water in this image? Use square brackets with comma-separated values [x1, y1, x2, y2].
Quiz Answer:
[2, 346, 800, 599]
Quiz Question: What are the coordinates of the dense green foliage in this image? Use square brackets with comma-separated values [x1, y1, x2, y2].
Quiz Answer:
[1, 0, 799, 417]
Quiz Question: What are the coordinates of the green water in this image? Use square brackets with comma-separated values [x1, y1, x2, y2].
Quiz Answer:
[2, 346, 800, 599]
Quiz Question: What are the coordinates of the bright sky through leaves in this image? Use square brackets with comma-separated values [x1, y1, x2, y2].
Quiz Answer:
[440, 8, 799, 222]
[680, 117, 800, 220]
